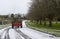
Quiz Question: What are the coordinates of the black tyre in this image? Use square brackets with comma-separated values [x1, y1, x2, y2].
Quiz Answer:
[21, 26, 22, 28]
[12, 26, 14, 29]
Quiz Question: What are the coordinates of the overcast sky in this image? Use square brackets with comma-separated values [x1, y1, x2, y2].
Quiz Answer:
[0, 0, 31, 15]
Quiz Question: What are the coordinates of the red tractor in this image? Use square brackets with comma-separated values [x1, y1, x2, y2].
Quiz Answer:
[12, 21, 22, 29]
[11, 16, 22, 29]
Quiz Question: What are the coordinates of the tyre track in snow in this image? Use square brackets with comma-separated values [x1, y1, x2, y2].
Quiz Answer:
[0, 27, 11, 39]
[4, 28, 10, 39]
[16, 29, 31, 39]
[0, 29, 8, 39]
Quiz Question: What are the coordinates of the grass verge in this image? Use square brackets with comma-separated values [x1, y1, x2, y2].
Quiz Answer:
[26, 21, 60, 37]
[0, 24, 11, 30]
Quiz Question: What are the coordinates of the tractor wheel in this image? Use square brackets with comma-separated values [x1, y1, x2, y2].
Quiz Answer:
[12, 26, 14, 29]
[21, 26, 22, 28]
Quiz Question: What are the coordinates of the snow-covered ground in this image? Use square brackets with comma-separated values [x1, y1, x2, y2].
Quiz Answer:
[9, 29, 25, 39]
[0, 20, 60, 39]
[19, 21, 60, 39]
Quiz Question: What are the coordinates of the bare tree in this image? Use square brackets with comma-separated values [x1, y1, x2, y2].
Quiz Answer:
[26, 0, 60, 27]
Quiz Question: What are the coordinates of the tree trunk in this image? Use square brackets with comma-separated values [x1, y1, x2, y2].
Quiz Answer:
[56, 20, 58, 24]
[40, 20, 42, 25]
[44, 21, 46, 26]
[55, 17, 58, 24]
[56, 19, 58, 24]
[36, 20, 39, 24]
[44, 18, 46, 26]
[49, 19, 52, 27]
